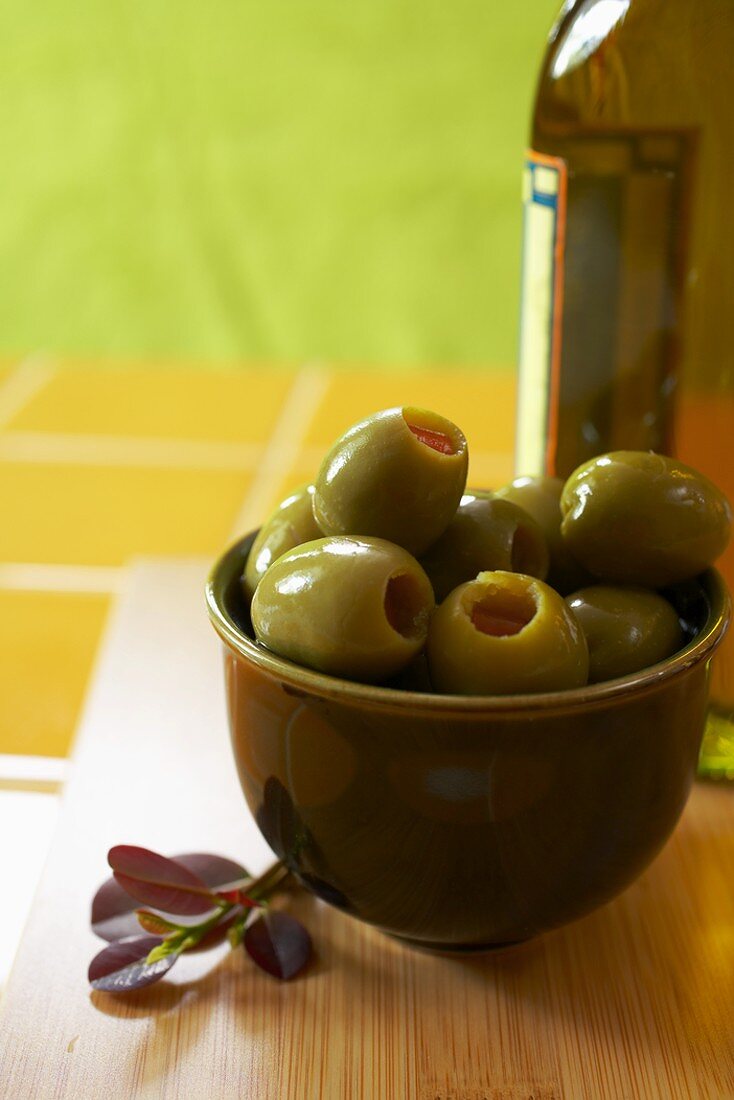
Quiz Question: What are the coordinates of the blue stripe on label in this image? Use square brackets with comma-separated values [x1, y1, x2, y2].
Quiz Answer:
[532, 192, 558, 209]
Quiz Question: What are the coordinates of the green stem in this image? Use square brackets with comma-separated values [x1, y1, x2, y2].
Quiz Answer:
[178, 903, 233, 951]
[145, 903, 232, 963]
[226, 861, 291, 948]
[144, 861, 290, 964]
[243, 860, 290, 904]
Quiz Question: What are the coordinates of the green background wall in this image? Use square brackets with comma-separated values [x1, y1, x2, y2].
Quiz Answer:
[1, 2, 560, 369]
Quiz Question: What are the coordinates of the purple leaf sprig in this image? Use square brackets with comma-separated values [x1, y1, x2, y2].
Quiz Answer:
[88, 846, 311, 993]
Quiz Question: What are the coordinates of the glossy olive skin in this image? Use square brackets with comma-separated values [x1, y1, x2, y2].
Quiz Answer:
[567, 585, 684, 684]
[561, 451, 732, 587]
[243, 484, 322, 600]
[420, 494, 549, 602]
[495, 475, 593, 594]
[251, 536, 435, 683]
[312, 407, 468, 556]
[427, 571, 589, 695]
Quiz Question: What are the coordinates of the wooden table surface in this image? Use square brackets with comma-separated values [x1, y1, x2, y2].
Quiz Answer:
[1, 560, 733, 1100]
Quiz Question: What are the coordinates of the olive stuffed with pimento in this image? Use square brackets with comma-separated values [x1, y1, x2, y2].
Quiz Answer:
[242, 407, 731, 694]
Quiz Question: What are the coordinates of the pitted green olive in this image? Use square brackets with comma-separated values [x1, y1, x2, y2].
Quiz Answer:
[420, 494, 549, 602]
[561, 451, 732, 587]
[243, 484, 322, 600]
[495, 475, 593, 594]
[566, 585, 684, 683]
[312, 407, 468, 556]
[427, 571, 589, 695]
[251, 536, 435, 683]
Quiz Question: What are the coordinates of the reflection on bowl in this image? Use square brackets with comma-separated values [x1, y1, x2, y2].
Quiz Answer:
[207, 533, 729, 952]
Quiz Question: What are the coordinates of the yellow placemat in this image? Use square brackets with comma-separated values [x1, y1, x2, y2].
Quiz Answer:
[0, 357, 516, 758]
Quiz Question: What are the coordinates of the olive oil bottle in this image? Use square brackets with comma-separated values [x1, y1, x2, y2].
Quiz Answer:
[515, 0, 734, 777]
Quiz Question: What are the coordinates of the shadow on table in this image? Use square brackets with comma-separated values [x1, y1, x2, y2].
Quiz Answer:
[90, 803, 734, 1093]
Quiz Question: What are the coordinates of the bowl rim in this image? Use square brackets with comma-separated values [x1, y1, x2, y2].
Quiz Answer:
[206, 533, 731, 716]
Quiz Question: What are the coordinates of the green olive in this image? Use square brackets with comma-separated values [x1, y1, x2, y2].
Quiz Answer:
[243, 484, 322, 600]
[561, 451, 732, 586]
[251, 536, 435, 683]
[427, 571, 589, 695]
[312, 407, 468, 556]
[419, 494, 549, 602]
[494, 475, 593, 594]
[566, 585, 684, 684]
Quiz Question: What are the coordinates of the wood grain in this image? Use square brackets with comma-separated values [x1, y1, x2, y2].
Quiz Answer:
[1, 560, 733, 1100]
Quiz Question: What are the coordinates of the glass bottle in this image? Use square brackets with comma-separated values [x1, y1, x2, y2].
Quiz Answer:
[515, 0, 734, 777]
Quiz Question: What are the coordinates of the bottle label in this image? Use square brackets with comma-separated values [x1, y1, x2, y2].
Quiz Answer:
[515, 150, 567, 477]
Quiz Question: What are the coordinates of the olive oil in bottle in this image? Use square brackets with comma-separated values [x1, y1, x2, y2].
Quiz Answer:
[515, 0, 734, 777]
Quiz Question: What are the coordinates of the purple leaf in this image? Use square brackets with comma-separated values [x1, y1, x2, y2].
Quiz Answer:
[92, 852, 250, 941]
[244, 912, 312, 980]
[174, 853, 249, 890]
[108, 846, 217, 916]
[92, 876, 146, 942]
[88, 936, 177, 992]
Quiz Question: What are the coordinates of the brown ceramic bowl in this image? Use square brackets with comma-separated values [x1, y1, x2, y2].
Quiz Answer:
[206, 533, 729, 952]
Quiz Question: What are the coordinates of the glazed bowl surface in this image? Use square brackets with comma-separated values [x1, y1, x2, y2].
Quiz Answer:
[206, 533, 729, 951]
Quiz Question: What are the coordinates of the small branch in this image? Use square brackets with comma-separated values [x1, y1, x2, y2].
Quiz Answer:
[245, 860, 290, 903]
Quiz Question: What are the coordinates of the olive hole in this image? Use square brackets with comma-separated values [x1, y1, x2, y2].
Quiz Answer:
[511, 524, 541, 575]
[470, 588, 536, 637]
[384, 573, 429, 638]
[403, 411, 456, 455]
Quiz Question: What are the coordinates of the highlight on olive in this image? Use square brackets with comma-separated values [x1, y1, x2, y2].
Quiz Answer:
[243, 483, 322, 600]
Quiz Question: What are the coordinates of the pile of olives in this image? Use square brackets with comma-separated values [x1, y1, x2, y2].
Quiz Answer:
[243, 406, 731, 695]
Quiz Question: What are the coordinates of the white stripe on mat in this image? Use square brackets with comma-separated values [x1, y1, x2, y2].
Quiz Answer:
[0, 432, 262, 471]
[0, 356, 56, 430]
[228, 363, 329, 538]
[0, 563, 125, 594]
[0, 755, 69, 792]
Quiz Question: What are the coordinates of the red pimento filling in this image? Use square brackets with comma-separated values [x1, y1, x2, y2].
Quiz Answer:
[407, 423, 455, 455]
